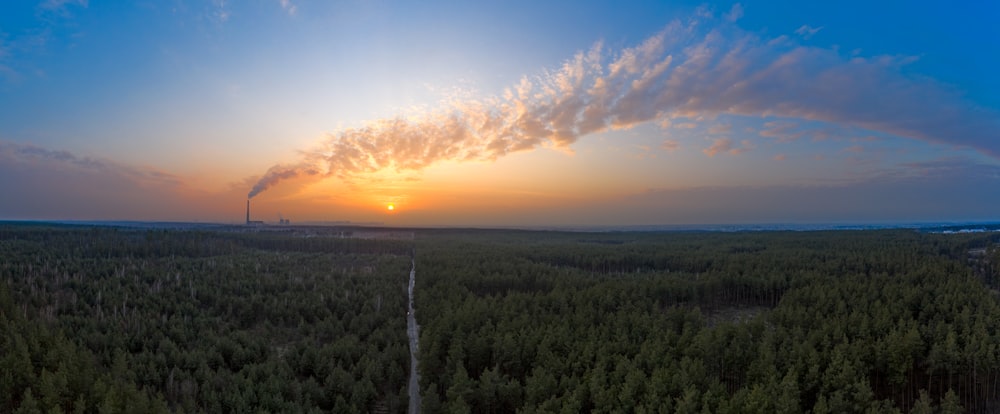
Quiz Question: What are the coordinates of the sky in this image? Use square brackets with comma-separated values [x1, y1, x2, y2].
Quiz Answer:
[1, 0, 999, 227]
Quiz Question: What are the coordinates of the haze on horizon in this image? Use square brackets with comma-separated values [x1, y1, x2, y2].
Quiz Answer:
[1, 0, 999, 227]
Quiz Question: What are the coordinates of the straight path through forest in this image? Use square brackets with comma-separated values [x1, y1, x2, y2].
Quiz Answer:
[407, 259, 421, 414]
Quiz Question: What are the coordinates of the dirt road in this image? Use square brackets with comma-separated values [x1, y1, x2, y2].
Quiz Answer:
[407, 260, 421, 414]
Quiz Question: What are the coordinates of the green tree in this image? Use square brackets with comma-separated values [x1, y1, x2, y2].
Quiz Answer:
[446, 363, 474, 412]
[14, 389, 42, 414]
[939, 389, 962, 414]
[909, 390, 933, 414]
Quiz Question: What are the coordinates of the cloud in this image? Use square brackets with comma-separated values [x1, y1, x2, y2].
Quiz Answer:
[703, 138, 733, 157]
[724, 3, 744, 22]
[795, 25, 822, 39]
[708, 123, 732, 134]
[661, 139, 680, 152]
[633, 145, 657, 160]
[773, 153, 787, 161]
[2, 1, 85, 82]
[882, 157, 1000, 181]
[759, 120, 812, 142]
[36, 0, 88, 23]
[278, 0, 297, 16]
[759, 120, 846, 142]
[247, 11, 1000, 197]
[0, 141, 223, 220]
[735, 139, 756, 154]
[0, 141, 286, 222]
[38, 0, 88, 14]
[604, 159, 1000, 224]
[0, 141, 180, 186]
[212, 0, 230, 23]
[702, 138, 753, 157]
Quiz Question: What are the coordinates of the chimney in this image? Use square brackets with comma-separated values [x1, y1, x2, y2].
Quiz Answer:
[246, 199, 250, 225]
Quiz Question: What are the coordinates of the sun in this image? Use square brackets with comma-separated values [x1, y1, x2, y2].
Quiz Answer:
[387, 204, 395, 211]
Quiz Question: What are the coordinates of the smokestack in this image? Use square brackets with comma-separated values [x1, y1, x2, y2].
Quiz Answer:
[246, 199, 250, 225]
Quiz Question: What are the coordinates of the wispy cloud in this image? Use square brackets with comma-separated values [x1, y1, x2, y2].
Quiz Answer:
[759, 120, 846, 142]
[880, 157, 1000, 181]
[724, 3, 744, 22]
[613, 159, 1000, 224]
[759, 120, 808, 142]
[708, 123, 732, 134]
[633, 144, 656, 160]
[661, 139, 680, 152]
[703, 138, 733, 157]
[702, 137, 753, 157]
[247, 9, 1000, 197]
[212, 0, 230, 23]
[0, 141, 277, 221]
[278, 0, 297, 16]
[0, 0, 88, 82]
[0, 141, 217, 220]
[0, 141, 180, 186]
[795, 24, 822, 39]
[38, 0, 88, 15]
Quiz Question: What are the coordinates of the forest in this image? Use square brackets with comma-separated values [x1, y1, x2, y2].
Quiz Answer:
[0, 224, 413, 413]
[414, 229, 1000, 413]
[3, 223, 1000, 413]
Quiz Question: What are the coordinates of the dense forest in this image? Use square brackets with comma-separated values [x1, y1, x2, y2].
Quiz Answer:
[415, 229, 1000, 413]
[4, 223, 1000, 413]
[0, 224, 413, 413]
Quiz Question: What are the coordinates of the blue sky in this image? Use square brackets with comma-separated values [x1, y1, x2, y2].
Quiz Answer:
[1, 0, 999, 225]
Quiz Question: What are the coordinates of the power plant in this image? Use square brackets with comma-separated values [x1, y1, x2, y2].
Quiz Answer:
[245, 199, 264, 226]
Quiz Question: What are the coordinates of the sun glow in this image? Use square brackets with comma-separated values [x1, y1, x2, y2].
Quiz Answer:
[387, 204, 395, 211]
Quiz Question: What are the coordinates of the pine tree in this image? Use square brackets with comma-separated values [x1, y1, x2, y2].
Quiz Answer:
[14, 389, 42, 414]
[446, 363, 474, 412]
[909, 390, 933, 414]
[939, 389, 963, 414]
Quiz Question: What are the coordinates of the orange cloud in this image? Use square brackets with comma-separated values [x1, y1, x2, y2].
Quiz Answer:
[242, 10, 1000, 198]
[703, 138, 753, 157]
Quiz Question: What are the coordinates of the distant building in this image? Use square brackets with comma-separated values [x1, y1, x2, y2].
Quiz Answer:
[246, 200, 266, 226]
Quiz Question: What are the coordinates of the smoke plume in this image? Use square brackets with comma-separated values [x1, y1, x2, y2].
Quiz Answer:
[247, 164, 320, 199]
[248, 10, 1000, 197]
